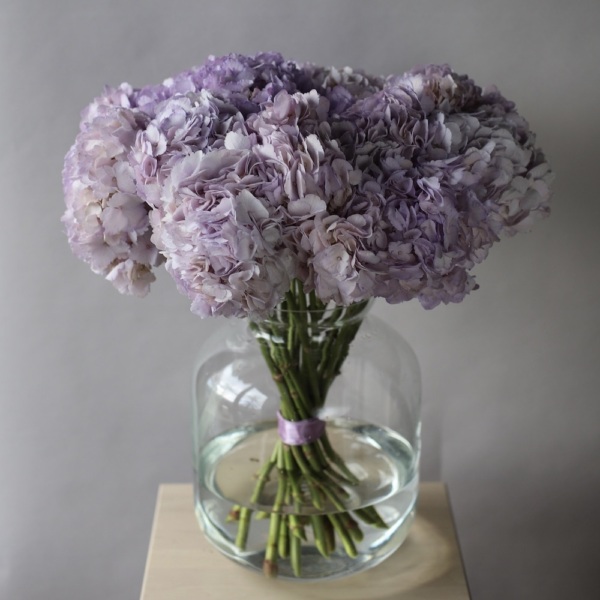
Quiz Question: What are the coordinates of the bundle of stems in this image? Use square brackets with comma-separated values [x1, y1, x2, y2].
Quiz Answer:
[227, 281, 387, 577]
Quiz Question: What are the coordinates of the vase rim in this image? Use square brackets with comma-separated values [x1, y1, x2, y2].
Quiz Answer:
[252, 298, 373, 325]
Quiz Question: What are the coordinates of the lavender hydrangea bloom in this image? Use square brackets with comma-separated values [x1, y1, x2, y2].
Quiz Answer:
[292, 212, 380, 305]
[167, 52, 306, 115]
[80, 82, 171, 122]
[389, 65, 552, 236]
[333, 65, 553, 309]
[153, 147, 296, 318]
[62, 55, 552, 314]
[386, 63, 483, 114]
[130, 90, 244, 207]
[301, 64, 385, 116]
[150, 89, 358, 317]
[62, 87, 163, 297]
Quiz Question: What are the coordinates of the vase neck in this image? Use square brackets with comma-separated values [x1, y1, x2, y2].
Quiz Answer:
[251, 299, 372, 331]
[247, 296, 371, 412]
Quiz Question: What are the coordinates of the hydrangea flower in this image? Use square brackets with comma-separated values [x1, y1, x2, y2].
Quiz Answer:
[62, 54, 552, 314]
[130, 90, 244, 207]
[147, 89, 356, 317]
[301, 64, 385, 115]
[62, 86, 162, 297]
[327, 65, 553, 309]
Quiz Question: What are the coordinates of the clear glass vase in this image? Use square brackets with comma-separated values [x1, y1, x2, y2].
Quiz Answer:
[192, 299, 421, 581]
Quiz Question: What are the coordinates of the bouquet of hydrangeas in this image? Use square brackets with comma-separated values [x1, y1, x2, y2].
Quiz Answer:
[62, 52, 552, 576]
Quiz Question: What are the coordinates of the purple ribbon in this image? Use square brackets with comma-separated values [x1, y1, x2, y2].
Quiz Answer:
[277, 411, 326, 446]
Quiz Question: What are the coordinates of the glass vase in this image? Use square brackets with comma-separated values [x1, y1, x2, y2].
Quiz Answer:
[192, 299, 421, 581]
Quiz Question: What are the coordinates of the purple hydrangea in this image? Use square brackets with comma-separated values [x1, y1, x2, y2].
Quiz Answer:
[148, 89, 358, 317]
[166, 52, 306, 115]
[62, 86, 162, 297]
[130, 90, 244, 207]
[301, 64, 385, 116]
[325, 65, 553, 308]
[62, 54, 553, 315]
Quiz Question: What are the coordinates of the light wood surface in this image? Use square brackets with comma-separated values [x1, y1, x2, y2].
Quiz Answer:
[140, 483, 470, 600]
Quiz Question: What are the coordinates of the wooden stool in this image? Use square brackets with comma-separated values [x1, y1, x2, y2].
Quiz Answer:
[140, 483, 470, 599]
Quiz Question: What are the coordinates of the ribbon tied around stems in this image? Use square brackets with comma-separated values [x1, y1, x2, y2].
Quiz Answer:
[277, 411, 326, 446]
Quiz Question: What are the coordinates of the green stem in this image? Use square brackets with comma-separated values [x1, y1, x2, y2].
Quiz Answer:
[239, 286, 387, 577]
[263, 469, 287, 577]
[320, 435, 360, 485]
[278, 515, 290, 559]
[235, 507, 252, 549]
[328, 513, 357, 558]
[290, 527, 302, 576]
[310, 515, 331, 558]
[355, 505, 388, 529]
[292, 286, 322, 406]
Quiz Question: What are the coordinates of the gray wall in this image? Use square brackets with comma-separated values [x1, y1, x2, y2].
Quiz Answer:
[2, 1, 599, 598]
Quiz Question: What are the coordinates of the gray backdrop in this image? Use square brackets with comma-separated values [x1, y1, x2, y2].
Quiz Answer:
[2, 1, 599, 598]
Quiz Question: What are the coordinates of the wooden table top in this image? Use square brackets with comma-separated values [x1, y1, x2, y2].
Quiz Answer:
[140, 482, 470, 600]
